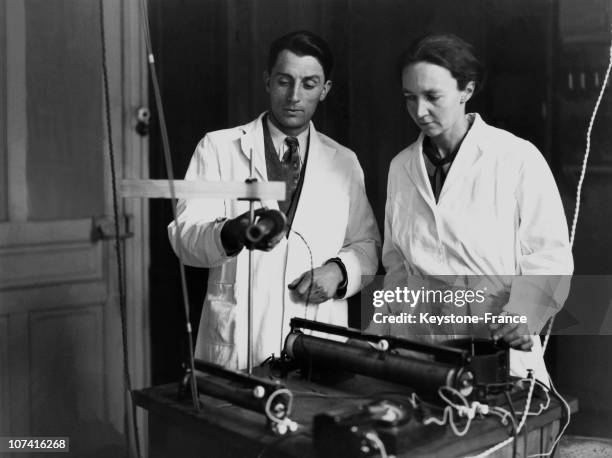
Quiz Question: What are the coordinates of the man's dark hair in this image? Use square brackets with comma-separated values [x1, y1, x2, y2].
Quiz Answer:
[268, 30, 334, 79]
[397, 34, 485, 94]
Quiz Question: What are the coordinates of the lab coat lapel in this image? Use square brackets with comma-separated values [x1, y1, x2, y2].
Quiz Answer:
[438, 114, 485, 201]
[282, 123, 330, 323]
[404, 134, 437, 211]
[290, 122, 331, 237]
[238, 113, 267, 181]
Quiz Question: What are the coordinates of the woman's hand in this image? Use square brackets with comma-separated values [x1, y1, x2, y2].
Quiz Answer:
[488, 311, 533, 351]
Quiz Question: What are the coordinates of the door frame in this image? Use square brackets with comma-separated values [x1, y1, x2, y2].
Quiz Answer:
[102, 0, 151, 447]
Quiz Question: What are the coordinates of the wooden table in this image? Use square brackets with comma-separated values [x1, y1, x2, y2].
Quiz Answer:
[134, 371, 576, 458]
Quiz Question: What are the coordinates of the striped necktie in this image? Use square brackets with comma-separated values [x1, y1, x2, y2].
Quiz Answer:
[283, 136, 301, 192]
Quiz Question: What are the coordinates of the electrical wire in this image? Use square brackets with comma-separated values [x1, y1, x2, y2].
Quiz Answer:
[543, 25, 612, 355]
[567, 29, 612, 253]
[515, 379, 551, 417]
[490, 406, 512, 427]
[365, 432, 389, 458]
[284, 229, 314, 354]
[422, 387, 479, 437]
[471, 25, 612, 458]
[504, 391, 519, 458]
[291, 229, 314, 309]
[264, 388, 294, 426]
[98, 1, 141, 457]
[527, 377, 572, 458]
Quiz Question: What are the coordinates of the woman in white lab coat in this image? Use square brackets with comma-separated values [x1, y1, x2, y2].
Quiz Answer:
[381, 34, 573, 383]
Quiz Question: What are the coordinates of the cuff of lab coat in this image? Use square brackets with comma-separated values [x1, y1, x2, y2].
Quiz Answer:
[325, 257, 348, 299]
[214, 218, 239, 261]
[337, 251, 362, 298]
[504, 278, 557, 334]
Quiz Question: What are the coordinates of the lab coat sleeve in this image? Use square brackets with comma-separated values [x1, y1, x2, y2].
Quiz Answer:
[337, 155, 381, 298]
[504, 143, 574, 333]
[167, 134, 234, 268]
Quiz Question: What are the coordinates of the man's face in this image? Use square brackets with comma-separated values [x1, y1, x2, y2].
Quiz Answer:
[401, 61, 473, 140]
[265, 50, 331, 136]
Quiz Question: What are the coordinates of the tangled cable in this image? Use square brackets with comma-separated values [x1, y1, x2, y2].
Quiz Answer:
[423, 386, 490, 437]
[264, 388, 298, 435]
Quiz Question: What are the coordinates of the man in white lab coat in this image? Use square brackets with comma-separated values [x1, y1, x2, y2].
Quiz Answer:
[168, 31, 380, 370]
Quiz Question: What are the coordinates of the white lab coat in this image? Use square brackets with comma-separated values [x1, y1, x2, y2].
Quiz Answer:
[168, 113, 380, 370]
[381, 114, 573, 383]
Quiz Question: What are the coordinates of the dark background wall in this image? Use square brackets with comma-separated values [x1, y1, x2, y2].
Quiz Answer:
[147, 0, 612, 437]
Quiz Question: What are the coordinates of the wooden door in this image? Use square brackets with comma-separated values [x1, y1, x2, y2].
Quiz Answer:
[0, 0, 149, 455]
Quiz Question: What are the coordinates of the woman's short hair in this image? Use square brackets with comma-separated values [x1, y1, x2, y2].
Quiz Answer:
[397, 34, 484, 93]
[268, 30, 334, 80]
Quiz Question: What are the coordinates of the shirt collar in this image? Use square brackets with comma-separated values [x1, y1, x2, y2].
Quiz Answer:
[266, 115, 309, 161]
[423, 113, 476, 175]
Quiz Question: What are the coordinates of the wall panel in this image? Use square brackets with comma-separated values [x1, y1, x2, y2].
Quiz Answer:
[7, 313, 29, 436]
[0, 0, 7, 221]
[0, 315, 8, 435]
[0, 219, 103, 289]
[29, 305, 104, 435]
[0, 242, 102, 289]
[24, 0, 104, 221]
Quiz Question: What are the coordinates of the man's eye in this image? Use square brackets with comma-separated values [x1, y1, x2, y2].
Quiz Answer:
[404, 94, 416, 102]
[278, 79, 290, 86]
[303, 81, 318, 89]
[428, 95, 441, 102]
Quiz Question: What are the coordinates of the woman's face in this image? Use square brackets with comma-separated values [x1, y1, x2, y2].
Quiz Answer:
[401, 61, 473, 140]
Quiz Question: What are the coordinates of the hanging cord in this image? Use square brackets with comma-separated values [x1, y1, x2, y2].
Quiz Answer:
[536, 24, 612, 456]
[291, 230, 314, 309]
[504, 391, 519, 458]
[469, 28, 612, 458]
[278, 229, 313, 354]
[137, 0, 200, 409]
[543, 27, 612, 354]
[526, 376, 572, 458]
[98, 1, 142, 457]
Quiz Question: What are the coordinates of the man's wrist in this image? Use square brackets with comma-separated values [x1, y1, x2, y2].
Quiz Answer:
[324, 257, 348, 299]
[220, 219, 244, 256]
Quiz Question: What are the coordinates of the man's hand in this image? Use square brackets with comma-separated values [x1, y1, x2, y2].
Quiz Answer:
[288, 263, 343, 305]
[488, 311, 533, 351]
[220, 208, 284, 255]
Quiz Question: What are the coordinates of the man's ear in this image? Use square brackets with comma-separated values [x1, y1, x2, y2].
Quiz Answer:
[461, 80, 475, 104]
[319, 80, 332, 101]
[263, 71, 271, 93]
